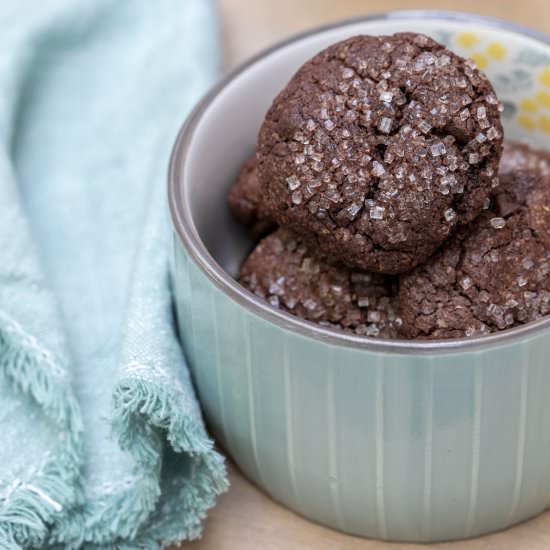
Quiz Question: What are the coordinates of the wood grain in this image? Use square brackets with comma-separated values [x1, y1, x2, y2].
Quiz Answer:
[178, 2, 550, 547]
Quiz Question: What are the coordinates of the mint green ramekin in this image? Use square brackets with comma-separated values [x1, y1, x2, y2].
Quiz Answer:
[169, 11, 550, 542]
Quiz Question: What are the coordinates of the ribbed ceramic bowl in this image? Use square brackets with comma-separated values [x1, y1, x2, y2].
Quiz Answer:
[169, 11, 550, 543]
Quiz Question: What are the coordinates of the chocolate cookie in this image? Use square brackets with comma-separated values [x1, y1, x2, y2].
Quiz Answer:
[500, 140, 550, 177]
[258, 33, 503, 274]
[239, 228, 402, 338]
[399, 168, 550, 339]
[228, 155, 274, 236]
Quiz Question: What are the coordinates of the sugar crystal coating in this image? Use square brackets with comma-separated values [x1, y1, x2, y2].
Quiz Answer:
[239, 228, 402, 338]
[489, 217, 506, 229]
[400, 161, 550, 340]
[258, 33, 503, 274]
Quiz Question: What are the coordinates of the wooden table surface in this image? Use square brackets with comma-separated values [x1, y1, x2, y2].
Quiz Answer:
[179, 1, 550, 548]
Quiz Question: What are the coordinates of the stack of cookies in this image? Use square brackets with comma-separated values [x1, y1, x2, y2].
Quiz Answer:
[228, 33, 550, 340]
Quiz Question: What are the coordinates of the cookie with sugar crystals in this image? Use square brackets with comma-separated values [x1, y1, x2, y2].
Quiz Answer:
[399, 168, 550, 339]
[239, 227, 402, 338]
[258, 33, 503, 274]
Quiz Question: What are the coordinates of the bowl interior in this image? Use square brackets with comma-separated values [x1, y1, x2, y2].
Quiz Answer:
[180, 13, 550, 280]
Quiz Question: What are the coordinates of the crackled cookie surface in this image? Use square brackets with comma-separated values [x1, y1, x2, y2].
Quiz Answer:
[239, 228, 402, 338]
[400, 169, 550, 339]
[258, 33, 503, 273]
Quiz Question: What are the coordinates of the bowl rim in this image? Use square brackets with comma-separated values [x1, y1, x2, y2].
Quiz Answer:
[169, 9, 550, 355]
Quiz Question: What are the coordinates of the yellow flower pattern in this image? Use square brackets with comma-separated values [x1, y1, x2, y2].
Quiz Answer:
[517, 114, 536, 131]
[454, 31, 550, 134]
[520, 98, 538, 113]
[540, 115, 550, 133]
[486, 42, 507, 61]
[456, 32, 480, 49]
[470, 53, 488, 70]
[517, 69, 550, 133]
[539, 67, 550, 87]
[455, 32, 508, 71]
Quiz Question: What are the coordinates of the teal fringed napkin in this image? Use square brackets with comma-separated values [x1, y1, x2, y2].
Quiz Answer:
[0, 1, 228, 548]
